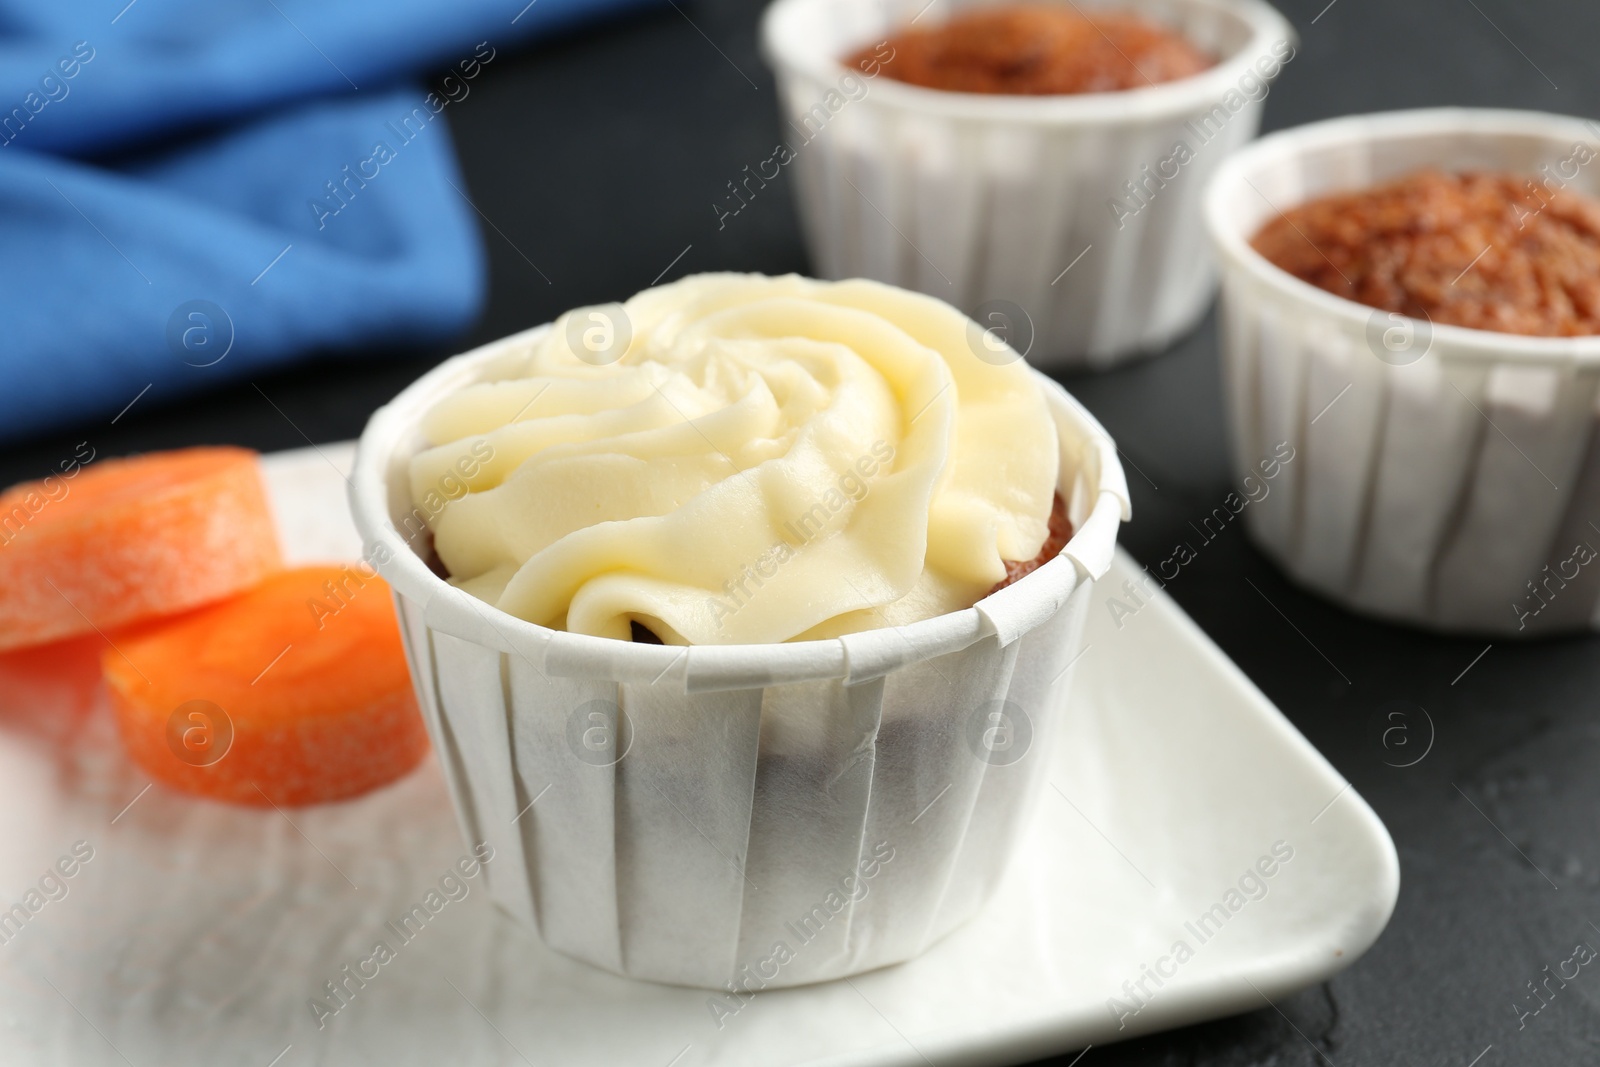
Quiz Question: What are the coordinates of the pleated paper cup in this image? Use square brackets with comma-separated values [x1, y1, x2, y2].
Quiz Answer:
[759, 0, 1294, 369]
[349, 325, 1129, 989]
[1204, 109, 1600, 637]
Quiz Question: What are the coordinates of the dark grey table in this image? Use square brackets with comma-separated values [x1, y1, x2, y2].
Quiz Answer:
[5, 0, 1598, 1062]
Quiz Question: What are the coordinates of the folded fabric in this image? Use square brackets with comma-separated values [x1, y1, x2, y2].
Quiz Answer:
[0, 89, 485, 443]
[0, 0, 662, 156]
[0, 0, 663, 442]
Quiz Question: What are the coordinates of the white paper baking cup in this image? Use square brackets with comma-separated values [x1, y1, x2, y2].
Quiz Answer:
[349, 325, 1129, 989]
[1204, 109, 1600, 637]
[760, 0, 1294, 369]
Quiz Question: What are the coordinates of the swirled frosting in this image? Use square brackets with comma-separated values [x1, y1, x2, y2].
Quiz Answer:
[409, 274, 1059, 645]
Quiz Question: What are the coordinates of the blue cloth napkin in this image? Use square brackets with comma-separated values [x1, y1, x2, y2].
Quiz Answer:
[0, 0, 660, 442]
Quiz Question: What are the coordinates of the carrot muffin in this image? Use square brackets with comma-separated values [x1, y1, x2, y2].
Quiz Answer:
[351, 270, 1128, 991]
[847, 3, 1215, 95]
[1251, 169, 1600, 337]
[406, 274, 1064, 645]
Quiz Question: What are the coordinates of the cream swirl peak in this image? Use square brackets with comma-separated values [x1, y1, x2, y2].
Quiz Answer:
[409, 273, 1060, 645]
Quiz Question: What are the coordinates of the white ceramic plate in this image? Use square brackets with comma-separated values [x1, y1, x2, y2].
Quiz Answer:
[0, 444, 1397, 1067]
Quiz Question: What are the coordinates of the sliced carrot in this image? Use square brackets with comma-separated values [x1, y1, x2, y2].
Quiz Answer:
[102, 565, 429, 806]
[0, 447, 282, 652]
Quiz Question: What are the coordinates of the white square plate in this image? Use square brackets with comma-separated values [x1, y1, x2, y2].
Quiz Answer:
[0, 444, 1397, 1067]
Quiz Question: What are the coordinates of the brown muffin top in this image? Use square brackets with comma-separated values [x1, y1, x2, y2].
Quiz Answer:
[846, 4, 1213, 96]
[1250, 169, 1600, 337]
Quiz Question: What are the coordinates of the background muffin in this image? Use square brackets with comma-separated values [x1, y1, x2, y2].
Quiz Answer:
[762, 0, 1294, 368]
[1205, 109, 1600, 636]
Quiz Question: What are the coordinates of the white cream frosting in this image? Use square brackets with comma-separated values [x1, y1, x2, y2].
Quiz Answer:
[409, 273, 1059, 645]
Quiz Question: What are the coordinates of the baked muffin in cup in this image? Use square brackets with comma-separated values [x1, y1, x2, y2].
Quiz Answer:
[349, 274, 1127, 989]
[759, 0, 1294, 369]
[1203, 109, 1600, 637]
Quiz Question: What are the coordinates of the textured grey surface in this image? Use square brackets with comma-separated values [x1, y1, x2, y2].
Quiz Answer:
[2, 0, 1598, 1063]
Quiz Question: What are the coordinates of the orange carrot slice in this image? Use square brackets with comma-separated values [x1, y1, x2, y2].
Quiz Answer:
[0, 447, 282, 652]
[102, 565, 429, 806]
